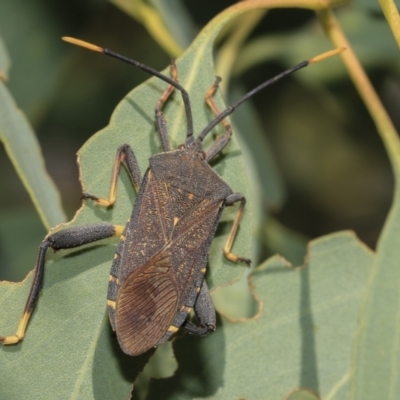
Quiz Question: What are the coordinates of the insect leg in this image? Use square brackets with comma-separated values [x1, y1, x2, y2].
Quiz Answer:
[182, 280, 216, 336]
[83, 144, 142, 207]
[224, 193, 251, 265]
[155, 60, 179, 152]
[0, 224, 124, 345]
[203, 77, 233, 162]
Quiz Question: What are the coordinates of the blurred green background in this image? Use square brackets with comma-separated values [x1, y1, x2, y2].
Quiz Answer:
[0, 0, 397, 281]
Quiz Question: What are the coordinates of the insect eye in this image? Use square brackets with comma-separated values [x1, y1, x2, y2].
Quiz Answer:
[200, 151, 206, 160]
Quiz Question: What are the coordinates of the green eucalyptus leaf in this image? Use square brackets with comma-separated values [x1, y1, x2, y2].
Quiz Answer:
[149, 0, 198, 49]
[230, 83, 285, 209]
[0, 82, 66, 229]
[351, 146, 400, 395]
[0, 209, 46, 282]
[263, 218, 309, 266]
[286, 390, 320, 400]
[0, 35, 9, 80]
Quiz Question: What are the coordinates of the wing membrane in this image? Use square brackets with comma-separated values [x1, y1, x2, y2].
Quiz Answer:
[115, 250, 178, 356]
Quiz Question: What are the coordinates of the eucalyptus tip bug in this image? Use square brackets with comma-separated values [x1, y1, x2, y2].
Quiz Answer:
[1, 38, 345, 356]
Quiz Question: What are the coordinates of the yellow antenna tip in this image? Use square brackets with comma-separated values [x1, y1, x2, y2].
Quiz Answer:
[309, 47, 346, 64]
[62, 37, 103, 53]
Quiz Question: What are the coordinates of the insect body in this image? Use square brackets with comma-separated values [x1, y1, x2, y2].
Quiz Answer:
[0, 38, 344, 355]
[109, 145, 244, 355]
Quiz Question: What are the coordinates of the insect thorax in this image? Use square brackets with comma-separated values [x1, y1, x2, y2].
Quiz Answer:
[149, 149, 233, 201]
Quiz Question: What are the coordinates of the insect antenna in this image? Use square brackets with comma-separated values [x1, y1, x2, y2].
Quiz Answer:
[197, 47, 345, 142]
[62, 37, 195, 143]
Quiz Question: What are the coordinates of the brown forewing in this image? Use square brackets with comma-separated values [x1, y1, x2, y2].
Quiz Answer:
[115, 250, 178, 355]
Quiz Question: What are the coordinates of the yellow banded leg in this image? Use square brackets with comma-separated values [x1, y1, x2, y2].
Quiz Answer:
[114, 224, 125, 238]
[223, 194, 251, 265]
[0, 311, 32, 344]
[83, 144, 142, 207]
[204, 77, 234, 161]
[155, 60, 179, 152]
[204, 77, 249, 264]
[156, 60, 178, 113]
[0, 223, 124, 346]
[205, 77, 232, 133]
[167, 325, 179, 333]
